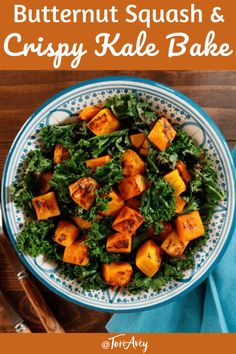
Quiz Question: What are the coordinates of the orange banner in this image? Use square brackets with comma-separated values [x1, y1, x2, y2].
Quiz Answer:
[1, 333, 236, 354]
[0, 0, 235, 70]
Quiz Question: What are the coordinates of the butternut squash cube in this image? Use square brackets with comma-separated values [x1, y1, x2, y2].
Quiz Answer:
[176, 160, 192, 183]
[85, 155, 112, 172]
[161, 230, 189, 257]
[156, 222, 173, 242]
[106, 233, 132, 253]
[63, 240, 89, 266]
[130, 133, 145, 149]
[99, 190, 124, 217]
[175, 196, 186, 213]
[53, 220, 79, 247]
[139, 139, 149, 156]
[126, 198, 141, 210]
[69, 177, 98, 210]
[164, 169, 186, 196]
[175, 210, 205, 241]
[102, 262, 133, 286]
[136, 240, 162, 278]
[121, 149, 145, 177]
[39, 171, 53, 194]
[148, 117, 176, 151]
[32, 192, 60, 220]
[53, 144, 70, 164]
[87, 108, 121, 136]
[73, 216, 92, 229]
[118, 174, 147, 200]
[79, 105, 101, 121]
[112, 206, 144, 235]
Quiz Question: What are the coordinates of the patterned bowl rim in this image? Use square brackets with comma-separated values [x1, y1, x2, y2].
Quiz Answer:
[1, 76, 236, 313]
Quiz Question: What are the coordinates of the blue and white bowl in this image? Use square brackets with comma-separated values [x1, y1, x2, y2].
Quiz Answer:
[2, 77, 236, 312]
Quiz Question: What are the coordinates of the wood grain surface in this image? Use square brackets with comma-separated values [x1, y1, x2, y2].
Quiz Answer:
[0, 70, 235, 333]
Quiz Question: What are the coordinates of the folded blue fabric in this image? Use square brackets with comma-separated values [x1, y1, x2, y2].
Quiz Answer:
[106, 147, 236, 333]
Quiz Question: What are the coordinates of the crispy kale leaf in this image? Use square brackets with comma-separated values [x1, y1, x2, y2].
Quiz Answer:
[190, 156, 225, 223]
[10, 174, 36, 217]
[157, 127, 202, 169]
[106, 94, 158, 128]
[140, 178, 176, 234]
[40, 122, 88, 148]
[93, 157, 123, 191]
[58, 262, 107, 290]
[85, 218, 122, 263]
[88, 129, 130, 157]
[26, 150, 52, 173]
[17, 220, 61, 259]
[10, 150, 52, 216]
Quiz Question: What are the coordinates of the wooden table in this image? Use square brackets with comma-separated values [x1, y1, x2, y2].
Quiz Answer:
[0, 71, 235, 332]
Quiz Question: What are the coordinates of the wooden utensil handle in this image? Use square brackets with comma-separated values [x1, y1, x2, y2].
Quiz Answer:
[18, 271, 65, 333]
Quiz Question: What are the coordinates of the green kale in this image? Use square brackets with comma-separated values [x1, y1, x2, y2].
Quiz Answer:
[58, 262, 107, 290]
[190, 156, 225, 223]
[127, 271, 169, 293]
[93, 158, 123, 191]
[26, 150, 52, 173]
[85, 218, 122, 263]
[157, 128, 202, 169]
[10, 174, 37, 217]
[140, 178, 176, 234]
[105, 93, 139, 119]
[106, 94, 158, 128]
[88, 129, 130, 157]
[180, 195, 199, 215]
[17, 220, 61, 259]
[40, 122, 88, 148]
[49, 150, 91, 216]
[10, 150, 52, 216]
[76, 191, 110, 222]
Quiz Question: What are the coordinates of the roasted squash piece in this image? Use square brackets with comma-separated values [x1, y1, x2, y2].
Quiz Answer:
[39, 171, 53, 194]
[53, 144, 70, 164]
[85, 155, 112, 172]
[161, 230, 189, 257]
[112, 206, 144, 235]
[121, 149, 145, 177]
[139, 138, 149, 156]
[53, 220, 79, 247]
[99, 190, 124, 217]
[69, 177, 98, 210]
[73, 216, 92, 229]
[106, 233, 132, 253]
[176, 210, 205, 241]
[148, 117, 176, 151]
[175, 196, 186, 214]
[79, 105, 101, 121]
[164, 169, 186, 196]
[32, 192, 60, 220]
[136, 240, 162, 278]
[118, 174, 147, 200]
[176, 160, 192, 183]
[63, 240, 89, 266]
[102, 262, 133, 286]
[156, 222, 173, 242]
[130, 133, 145, 149]
[126, 198, 141, 210]
[87, 108, 121, 136]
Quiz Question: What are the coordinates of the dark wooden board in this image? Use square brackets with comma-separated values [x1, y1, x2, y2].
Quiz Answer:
[0, 70, 235, 332]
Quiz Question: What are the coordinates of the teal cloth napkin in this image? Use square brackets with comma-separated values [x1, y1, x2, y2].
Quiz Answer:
[106, 147, 236, 333]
